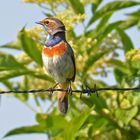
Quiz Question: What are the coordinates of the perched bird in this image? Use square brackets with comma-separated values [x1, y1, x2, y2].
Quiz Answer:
[36, 18, 76, 114]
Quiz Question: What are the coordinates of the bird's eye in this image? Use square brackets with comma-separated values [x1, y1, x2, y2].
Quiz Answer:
[45, 21, 49, 24]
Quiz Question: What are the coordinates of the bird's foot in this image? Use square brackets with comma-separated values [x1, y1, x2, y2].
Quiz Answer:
[48, 83, 59, 96]
[49, 87, 54, 96]
[67, 82, 73, 96]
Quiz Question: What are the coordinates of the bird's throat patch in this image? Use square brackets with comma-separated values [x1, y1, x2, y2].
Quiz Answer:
[43, 41, 66, 57]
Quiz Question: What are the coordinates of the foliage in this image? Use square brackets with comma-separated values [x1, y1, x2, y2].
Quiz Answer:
[1, 0, 140, 139]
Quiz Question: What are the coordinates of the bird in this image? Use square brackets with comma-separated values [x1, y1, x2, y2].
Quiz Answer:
[36, 17, 76, 114]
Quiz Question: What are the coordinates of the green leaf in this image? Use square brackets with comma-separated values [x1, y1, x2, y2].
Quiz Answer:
[5, 114, 67, 138]
[119, 17, 139, 30]
[130, 93, 140, 106]
[109, 59, 131, 75]
[43, 12, 53, 17]
[0, 41, 21, 50]
[117, 28, 134, 53]
[36, 113, 67, 131]
[95, 13, 112, 32]
[83, 50, 108, 74]
[4, 125, 47, 137]
[91, 0, 103, 13]
[81, 94, 107, 110]
[0, 68, 54, 82]
[15, 93, 28, 102]
[97, 21, 122, 45]
[36, 113, 48, 125]
[31, 72, 54, 82]
[22, 76, 29, 89]
[85, 21, 122, 48]
[1, 80, 13, 89]
[64, 107, 92, 140]
[87, 1, 140, 27]
[114, 68, 124, 85]
[87, 116, 108, 132]
[18, 28, 42, 65]
[131, 59, 140, 69]
[115, 106, 138, 125]
[69, 0, 84, 14]
[85, 13, 112, 39]
[0, 70, 32, 81]
[127, 9, 140, 17]
[0, 53, 26, 71]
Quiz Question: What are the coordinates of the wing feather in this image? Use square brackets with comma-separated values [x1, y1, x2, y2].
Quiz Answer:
[66, 42, 76, 82]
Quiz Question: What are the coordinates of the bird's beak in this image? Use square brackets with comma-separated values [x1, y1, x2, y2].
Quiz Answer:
[35, 21, 44, 25]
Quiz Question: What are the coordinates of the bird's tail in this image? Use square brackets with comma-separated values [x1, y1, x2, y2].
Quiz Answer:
[58, 83, 69, 115]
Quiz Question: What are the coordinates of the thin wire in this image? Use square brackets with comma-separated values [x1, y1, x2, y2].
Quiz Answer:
[0, 87, 140, 95]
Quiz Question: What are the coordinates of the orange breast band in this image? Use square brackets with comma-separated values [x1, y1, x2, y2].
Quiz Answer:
[43, 41, 66, 57]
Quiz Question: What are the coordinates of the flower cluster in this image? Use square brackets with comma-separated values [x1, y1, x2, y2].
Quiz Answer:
[55, 9, 86, 31]
[126, 49, 140, 69]
[25, 27, 44, 41]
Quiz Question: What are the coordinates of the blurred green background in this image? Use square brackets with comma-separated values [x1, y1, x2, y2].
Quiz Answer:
[0, 0, 140, 140]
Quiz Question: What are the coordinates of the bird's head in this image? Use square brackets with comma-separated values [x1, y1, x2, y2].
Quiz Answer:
[36, 18, 66, 35]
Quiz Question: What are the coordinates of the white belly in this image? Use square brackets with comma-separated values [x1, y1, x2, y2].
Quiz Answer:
[42, 53, 74, 83]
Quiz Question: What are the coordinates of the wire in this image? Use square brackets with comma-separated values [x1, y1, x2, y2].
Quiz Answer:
[0, 86, 140, 95]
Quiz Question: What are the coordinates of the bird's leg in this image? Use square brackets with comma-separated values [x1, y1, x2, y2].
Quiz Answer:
[49, 83, 59, 96]
[52, 83, 59, 89]
[67, 82, 72, 95]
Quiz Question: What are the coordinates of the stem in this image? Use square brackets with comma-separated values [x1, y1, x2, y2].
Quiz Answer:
[24, 102, 37, 113]
[34, 94, 44, 113]
[46, 100, 56, 113]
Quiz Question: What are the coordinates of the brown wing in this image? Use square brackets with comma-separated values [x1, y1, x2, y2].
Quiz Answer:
[66, 42, 76, 82]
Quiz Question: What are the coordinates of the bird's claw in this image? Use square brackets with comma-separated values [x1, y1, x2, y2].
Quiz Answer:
[67, 83, 73, 96]
[48, 83, 59, 97]
[67, 87, 72, 96]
